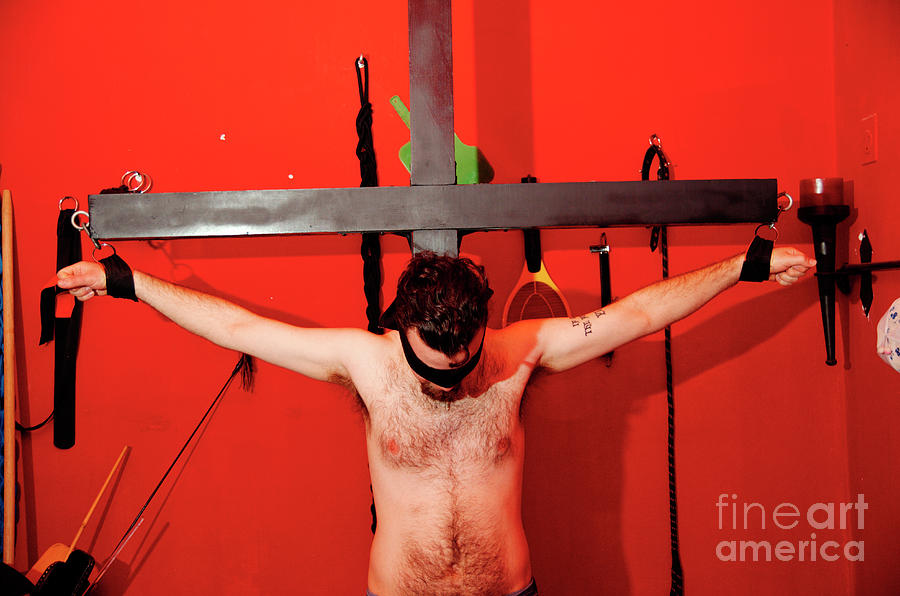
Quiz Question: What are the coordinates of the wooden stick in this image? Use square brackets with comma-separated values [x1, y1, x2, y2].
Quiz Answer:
[2, 189, 15, 565]
[66, 445, 130, 559]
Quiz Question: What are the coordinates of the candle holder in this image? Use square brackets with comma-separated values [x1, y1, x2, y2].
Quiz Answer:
[797, 178, 849, 366]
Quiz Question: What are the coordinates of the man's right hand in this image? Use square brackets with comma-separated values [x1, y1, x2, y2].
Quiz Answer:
[57, 261, 107, 301]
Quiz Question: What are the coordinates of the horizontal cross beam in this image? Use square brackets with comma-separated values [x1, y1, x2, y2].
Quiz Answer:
[87, 179, 777, 241]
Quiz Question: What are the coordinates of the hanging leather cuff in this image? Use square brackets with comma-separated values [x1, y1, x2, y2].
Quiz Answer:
[99, 253, 138, 301]
[739, 235, 774, 282]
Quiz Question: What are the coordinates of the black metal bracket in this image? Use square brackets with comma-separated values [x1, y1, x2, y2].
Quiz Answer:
[819, 261, 900, 282]
[816, 231, 900, 309]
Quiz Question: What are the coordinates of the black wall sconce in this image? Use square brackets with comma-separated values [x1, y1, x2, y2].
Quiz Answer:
[799, 177, 900, 365]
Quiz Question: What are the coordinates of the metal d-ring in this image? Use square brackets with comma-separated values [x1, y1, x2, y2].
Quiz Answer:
[776, 191, 793, 212]
[71, 210, 103, 250]
[92, 242, 116, 262]
[71, 210, 90, 231]
[59, 196, 79, 211]
[122, 170, 141, 188]
[755, 222, 779, 242]
[123, 170, 153, 193]
[139, 172, 153, 192]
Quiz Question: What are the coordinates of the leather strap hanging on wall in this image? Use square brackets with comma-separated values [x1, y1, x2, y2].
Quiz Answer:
[38, 199, 84, 449]
[641, 136, 684, 595]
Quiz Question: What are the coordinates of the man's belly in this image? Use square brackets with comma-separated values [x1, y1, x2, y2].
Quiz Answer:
[366, 463, 532, 596]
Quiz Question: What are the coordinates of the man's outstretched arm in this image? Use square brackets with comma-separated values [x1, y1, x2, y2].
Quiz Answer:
[57, 262, 368, 383]
[520, 247, 816, 373]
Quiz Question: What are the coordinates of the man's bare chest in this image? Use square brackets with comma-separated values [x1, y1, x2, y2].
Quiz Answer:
[366, 361, 528, 472]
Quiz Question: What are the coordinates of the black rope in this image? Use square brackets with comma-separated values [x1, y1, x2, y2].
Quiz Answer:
[355, 56, 383, 337]
[662, 227, 684, 595]
[355, 57, 377, 189]
[355, 55, 382, 535]
[642, 140, 683, 595]
[361, 234, 382, 335]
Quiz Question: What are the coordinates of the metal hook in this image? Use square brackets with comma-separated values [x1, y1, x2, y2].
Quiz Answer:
[357, 54, 366, 69]
[649, 134, 662, 148]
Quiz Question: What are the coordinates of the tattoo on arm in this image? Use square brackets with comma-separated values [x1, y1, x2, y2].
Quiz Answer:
[570, 315, 593, 336]
[569, 311, 605, 337]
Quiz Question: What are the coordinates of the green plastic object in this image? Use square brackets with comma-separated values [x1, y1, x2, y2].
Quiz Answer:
[389, 95, 493, 185]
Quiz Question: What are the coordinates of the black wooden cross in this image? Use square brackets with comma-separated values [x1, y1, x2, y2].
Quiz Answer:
[88, 0, 777, 256]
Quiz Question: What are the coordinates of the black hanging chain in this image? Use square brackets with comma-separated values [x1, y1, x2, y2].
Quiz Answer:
[641, 136, 683, 595]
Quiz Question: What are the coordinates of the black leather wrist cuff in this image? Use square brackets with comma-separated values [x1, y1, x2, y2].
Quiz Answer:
[739, 235, 774, 282]
[99, 253, 138, 301]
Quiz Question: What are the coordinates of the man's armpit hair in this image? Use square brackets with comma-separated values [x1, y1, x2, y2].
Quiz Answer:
[325, 373, 369, 418]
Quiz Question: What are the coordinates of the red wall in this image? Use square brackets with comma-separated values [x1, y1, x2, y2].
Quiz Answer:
[0, 0, 884, 594]
[834, 0, 900, 593]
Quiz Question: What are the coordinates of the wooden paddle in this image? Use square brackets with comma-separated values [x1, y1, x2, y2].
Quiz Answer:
[502, 177, 570, 326]
[389, 95, 493, 184]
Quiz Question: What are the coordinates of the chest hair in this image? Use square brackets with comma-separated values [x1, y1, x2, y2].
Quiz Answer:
[367, 351, 525, 472]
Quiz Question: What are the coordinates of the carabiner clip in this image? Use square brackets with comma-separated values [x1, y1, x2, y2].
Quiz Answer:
[762, 191, 793, 238]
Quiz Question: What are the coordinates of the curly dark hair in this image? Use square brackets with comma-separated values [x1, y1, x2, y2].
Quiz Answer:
[392, 252, 493, 356]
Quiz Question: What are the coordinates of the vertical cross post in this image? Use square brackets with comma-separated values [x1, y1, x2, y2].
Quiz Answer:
[408, 0, 458, 256]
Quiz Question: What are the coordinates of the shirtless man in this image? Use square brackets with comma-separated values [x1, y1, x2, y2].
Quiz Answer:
[57, 247, 815, 595]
